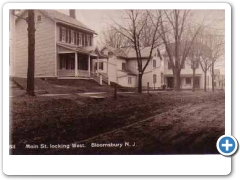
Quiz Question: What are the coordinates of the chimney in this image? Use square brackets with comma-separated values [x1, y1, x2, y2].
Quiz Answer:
[69, 9, 76, 19]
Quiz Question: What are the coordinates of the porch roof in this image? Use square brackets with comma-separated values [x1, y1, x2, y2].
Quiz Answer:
[57, 43, 107, 58]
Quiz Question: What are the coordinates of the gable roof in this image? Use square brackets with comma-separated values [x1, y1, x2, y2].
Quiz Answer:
[16, 10, 96, 34]
[101, 46, 159, 59]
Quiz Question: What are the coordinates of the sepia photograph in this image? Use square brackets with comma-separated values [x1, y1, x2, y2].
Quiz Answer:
[9, 8, 225, 155]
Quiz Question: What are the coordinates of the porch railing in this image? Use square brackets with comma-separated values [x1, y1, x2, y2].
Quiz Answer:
[58, 69, 89, 77]
[90, 72, 100, 84]
[78, 70, 89, 77]
[58, 69, 75, 77]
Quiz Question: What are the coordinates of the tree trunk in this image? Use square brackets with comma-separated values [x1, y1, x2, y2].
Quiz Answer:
[192, 68, 196, 92]
[204, 71, 207, 92]
[138, 73, 142, 93]
[174, 70, 181, 91]
[26, 10, 35, 96]
[212, 63, 215, 92]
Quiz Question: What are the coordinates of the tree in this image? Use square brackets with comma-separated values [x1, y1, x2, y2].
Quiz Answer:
[187, 39, 206, 92]
[102, 28, 129, 48]
[26, 10, 35, 96]
[159, 10, 204, 91]
[109, 10, 163, 93]
[207, 32, 224, 92]
[197, 31, 213, 92]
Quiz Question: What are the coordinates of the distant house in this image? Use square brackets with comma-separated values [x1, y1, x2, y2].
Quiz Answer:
[99, 46, 164, 88]
[213, 69, 225, 89]
[12, 9, 104, 79]
[162, 43, 213, 89]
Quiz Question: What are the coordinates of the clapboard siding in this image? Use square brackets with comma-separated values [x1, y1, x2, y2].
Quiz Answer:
[14, 10, 56, 78]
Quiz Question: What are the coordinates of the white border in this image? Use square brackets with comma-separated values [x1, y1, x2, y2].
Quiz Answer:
[2, 3, 231, 175]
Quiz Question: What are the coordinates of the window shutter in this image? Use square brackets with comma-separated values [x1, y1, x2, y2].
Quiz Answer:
[82, 34, 85, 46]
[60, 27, 62, 41]
[66, 29, 68, 42]
[74, 31, 77, 44]
[69, 30, 71, 43]
[90, 36, 92, 46]
[76, 32, 79, 45]
[60, 55, 63, 69]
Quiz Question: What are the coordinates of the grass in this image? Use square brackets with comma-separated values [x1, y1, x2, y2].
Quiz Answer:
[12, 77, 114, 95]
[10, 91, 225, 155]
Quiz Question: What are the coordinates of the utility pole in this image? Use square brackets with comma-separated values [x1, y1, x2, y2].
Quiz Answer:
[26, 10, 35, 96]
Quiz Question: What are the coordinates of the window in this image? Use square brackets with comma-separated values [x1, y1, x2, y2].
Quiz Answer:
[161, 73, 164, 84]
[60, 55, 66, 69]
[196, 61, 199, 69]
[153, 60, 156, 68]
[90, 36, 92, 46]
[37, 15, 42, 22]
[82, 34, 85, 46]
[78, 33, 82, 46]
[122, 63, 127, 71]
[153, 74, 157, 84]
[182, 62, 185, 69]
[108, 52, 113, 57]
[87, 35, 90, 46]
[128, 77, 132, 84]
[191, 61, 199, 69]
[60, 27, 66, 42]
[66, 29, 69, 43]
[99, 62, 104, 70]
[74, 31, 77, 45]
[71, 30, 74, 44]
[186, 77, 191, 85]
[168, 62, 172, 70]
[85, 35, 88, 46]
[68, 29, 71, 43]
[69, 54, 75, 70]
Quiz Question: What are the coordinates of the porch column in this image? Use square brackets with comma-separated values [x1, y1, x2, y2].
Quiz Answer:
[107, 58, 110, 85]
[97, 56, 99, 76]
[75, 52, 78, 77]
[107, 57, 109, 76]
[88, 55, 90, 77]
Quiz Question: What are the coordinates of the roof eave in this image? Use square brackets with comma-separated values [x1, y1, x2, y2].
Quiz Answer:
[56, 20, 97, 35]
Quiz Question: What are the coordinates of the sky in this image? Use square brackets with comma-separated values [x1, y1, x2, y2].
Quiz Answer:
[58, 9, 225, 74]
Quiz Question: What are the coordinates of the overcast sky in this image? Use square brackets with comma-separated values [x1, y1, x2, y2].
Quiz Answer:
[58, 9, 225, 73]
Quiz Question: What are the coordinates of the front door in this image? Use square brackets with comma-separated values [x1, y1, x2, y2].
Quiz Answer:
[194, 77, 200, 88]
[167, 77, 174, 88]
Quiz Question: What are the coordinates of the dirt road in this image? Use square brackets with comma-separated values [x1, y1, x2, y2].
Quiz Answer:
[48, 99, 225, 155]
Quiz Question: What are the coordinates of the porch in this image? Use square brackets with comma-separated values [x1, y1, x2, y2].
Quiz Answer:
[58, 53, 94, 78]
[57, 43, 110, 85]
[164, 75, 201, 89]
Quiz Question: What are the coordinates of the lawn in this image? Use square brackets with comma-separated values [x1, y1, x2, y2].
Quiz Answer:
[10, 91, 225, 155]
[12, 77, 114, 95]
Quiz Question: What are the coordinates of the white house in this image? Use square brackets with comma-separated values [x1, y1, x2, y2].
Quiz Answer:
[12, 9, 104, 80]
[162, 43, 213, 90]
[98, 46, 164, 89]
